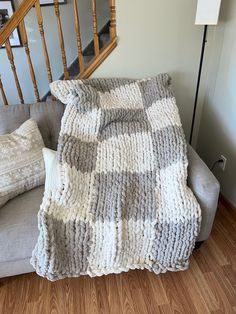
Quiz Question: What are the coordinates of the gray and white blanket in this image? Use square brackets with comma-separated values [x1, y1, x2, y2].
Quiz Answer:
[31, 74, 201, 280]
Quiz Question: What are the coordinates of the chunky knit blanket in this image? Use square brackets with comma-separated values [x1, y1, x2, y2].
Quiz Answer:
[31, 74, 201, 281]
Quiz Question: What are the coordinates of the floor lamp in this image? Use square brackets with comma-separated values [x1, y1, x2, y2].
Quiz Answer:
[189, 0, 222, 144]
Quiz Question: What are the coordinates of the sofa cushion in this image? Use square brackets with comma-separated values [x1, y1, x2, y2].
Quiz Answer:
[0, 101, 65, 150]
[0, 104, 30, 134]
[0, 186, 44, 263]
[30, 102, 64, 150]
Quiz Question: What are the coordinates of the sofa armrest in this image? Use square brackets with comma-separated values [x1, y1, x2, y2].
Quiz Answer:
[187, 144, 220, 241]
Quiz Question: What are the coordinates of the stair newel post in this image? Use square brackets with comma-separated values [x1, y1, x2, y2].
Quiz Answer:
[19, 20, 40, 102]
[109, 0, 116, 39]
[53, 0, 70, 80]
[73, 0, 85, 73]
[92, 0, 99, 57]
[35, 0, 53, 84]
[5, 38, 24, 104]
[0, 75, 8, 106]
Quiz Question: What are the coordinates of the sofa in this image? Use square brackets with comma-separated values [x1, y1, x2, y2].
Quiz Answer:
[0, 101, 220, 278]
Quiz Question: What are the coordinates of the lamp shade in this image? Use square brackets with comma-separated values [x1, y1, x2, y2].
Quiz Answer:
[195, 0, 221, 25]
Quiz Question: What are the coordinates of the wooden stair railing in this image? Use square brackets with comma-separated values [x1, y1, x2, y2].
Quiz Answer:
[0, 0, 117, 106]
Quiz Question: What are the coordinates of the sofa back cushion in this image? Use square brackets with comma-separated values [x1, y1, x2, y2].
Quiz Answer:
[0, 101, 65, 150]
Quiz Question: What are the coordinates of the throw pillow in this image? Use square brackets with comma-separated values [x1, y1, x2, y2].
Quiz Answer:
[0, 119, 45, 208]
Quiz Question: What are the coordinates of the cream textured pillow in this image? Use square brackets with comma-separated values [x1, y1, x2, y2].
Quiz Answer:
[0, 119, 45, 208]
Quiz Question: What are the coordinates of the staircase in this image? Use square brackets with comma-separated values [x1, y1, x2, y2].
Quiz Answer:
[44, 21, 111, 102]
[0, 0, 117, 106]
[69, 22, 111, 78]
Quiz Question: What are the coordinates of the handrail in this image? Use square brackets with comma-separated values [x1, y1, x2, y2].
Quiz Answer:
[0, 0, 37, 47]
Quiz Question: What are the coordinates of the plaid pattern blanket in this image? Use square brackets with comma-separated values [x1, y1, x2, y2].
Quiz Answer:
[31, 74, 201, 281]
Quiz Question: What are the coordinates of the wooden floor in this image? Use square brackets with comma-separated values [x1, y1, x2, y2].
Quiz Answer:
[0, 200, 236, 314]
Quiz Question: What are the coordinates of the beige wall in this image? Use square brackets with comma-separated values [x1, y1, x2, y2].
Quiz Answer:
[0, 0, 109, 105]
[197, 0, 236, 206]
[92, 0, 205, 138]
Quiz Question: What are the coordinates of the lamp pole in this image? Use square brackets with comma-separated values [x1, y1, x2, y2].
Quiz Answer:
[189, 25, 208, 145]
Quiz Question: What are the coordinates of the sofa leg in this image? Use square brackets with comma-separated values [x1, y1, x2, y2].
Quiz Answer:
[194, 241, 204, 250]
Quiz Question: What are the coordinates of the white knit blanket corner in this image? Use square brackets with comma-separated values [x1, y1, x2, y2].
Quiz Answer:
[31, 75, 201, 281]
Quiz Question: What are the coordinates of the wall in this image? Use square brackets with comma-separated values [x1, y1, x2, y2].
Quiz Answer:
[197, 0, 236, 206]
[92, 0, 205, 138]
[0, 0, 109, 105]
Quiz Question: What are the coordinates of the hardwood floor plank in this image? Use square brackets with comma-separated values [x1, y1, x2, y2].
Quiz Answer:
[137, 270, 164, 312]
[199, 245, 236, 307]
[193, 247, 213, 273]
[215, 219, 236, 251]
[146, 270, 169, 306]
[205, 236, 230, 266]
[94, 276, 110, 314]
[211, 227, 236, 270]
[74, 277, 89, 313]
[204, 272, 233, 313]
[157, 303, 174, 314]
[82, 276, 99, 314]
[160, 272, 198, 313]
[115, 273, 136, 314]
[189, 257, 220, 311]
[2, 277, 18, 314]
[222, 265, 236, 290]
[0, 201, 236, 314]
[0, 279, 6, 314]
[180, 267, 210, 313]
[123, 271, 149, 314]
[105, 274, 122, 314]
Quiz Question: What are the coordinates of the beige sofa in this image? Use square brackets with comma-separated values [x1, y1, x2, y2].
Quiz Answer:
[0, 101, 220, 278]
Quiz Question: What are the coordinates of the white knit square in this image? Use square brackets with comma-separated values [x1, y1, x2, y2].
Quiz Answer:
[96, 132, 154, 173]
[146, 98, 181, 131]
[99, 83, 144, 110]
[62, 105, 101, 142]
[158, 161, 199, 222]
[88, 219, 155, 272]
[50, 165, 95, 223]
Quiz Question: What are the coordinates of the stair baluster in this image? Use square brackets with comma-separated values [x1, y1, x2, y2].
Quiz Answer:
[92, 0, 99, 57]
[5, 39, 24, 104]
[109, 0, 116, 39]
[73, 0, 85, 74]
[53, 0, 70, 80]
[35, 0, 53, 85]
[0, 76, 8, 106]
[19, 20, 40, 102]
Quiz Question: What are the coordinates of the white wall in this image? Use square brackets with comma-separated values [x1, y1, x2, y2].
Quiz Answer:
[0, 0, 109, 105]
[92, 0, 205, 138]
[197, 0, 236, 206]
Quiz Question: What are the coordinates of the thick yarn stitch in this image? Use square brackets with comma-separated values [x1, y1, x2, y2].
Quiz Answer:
[31, 74, 201, 281]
